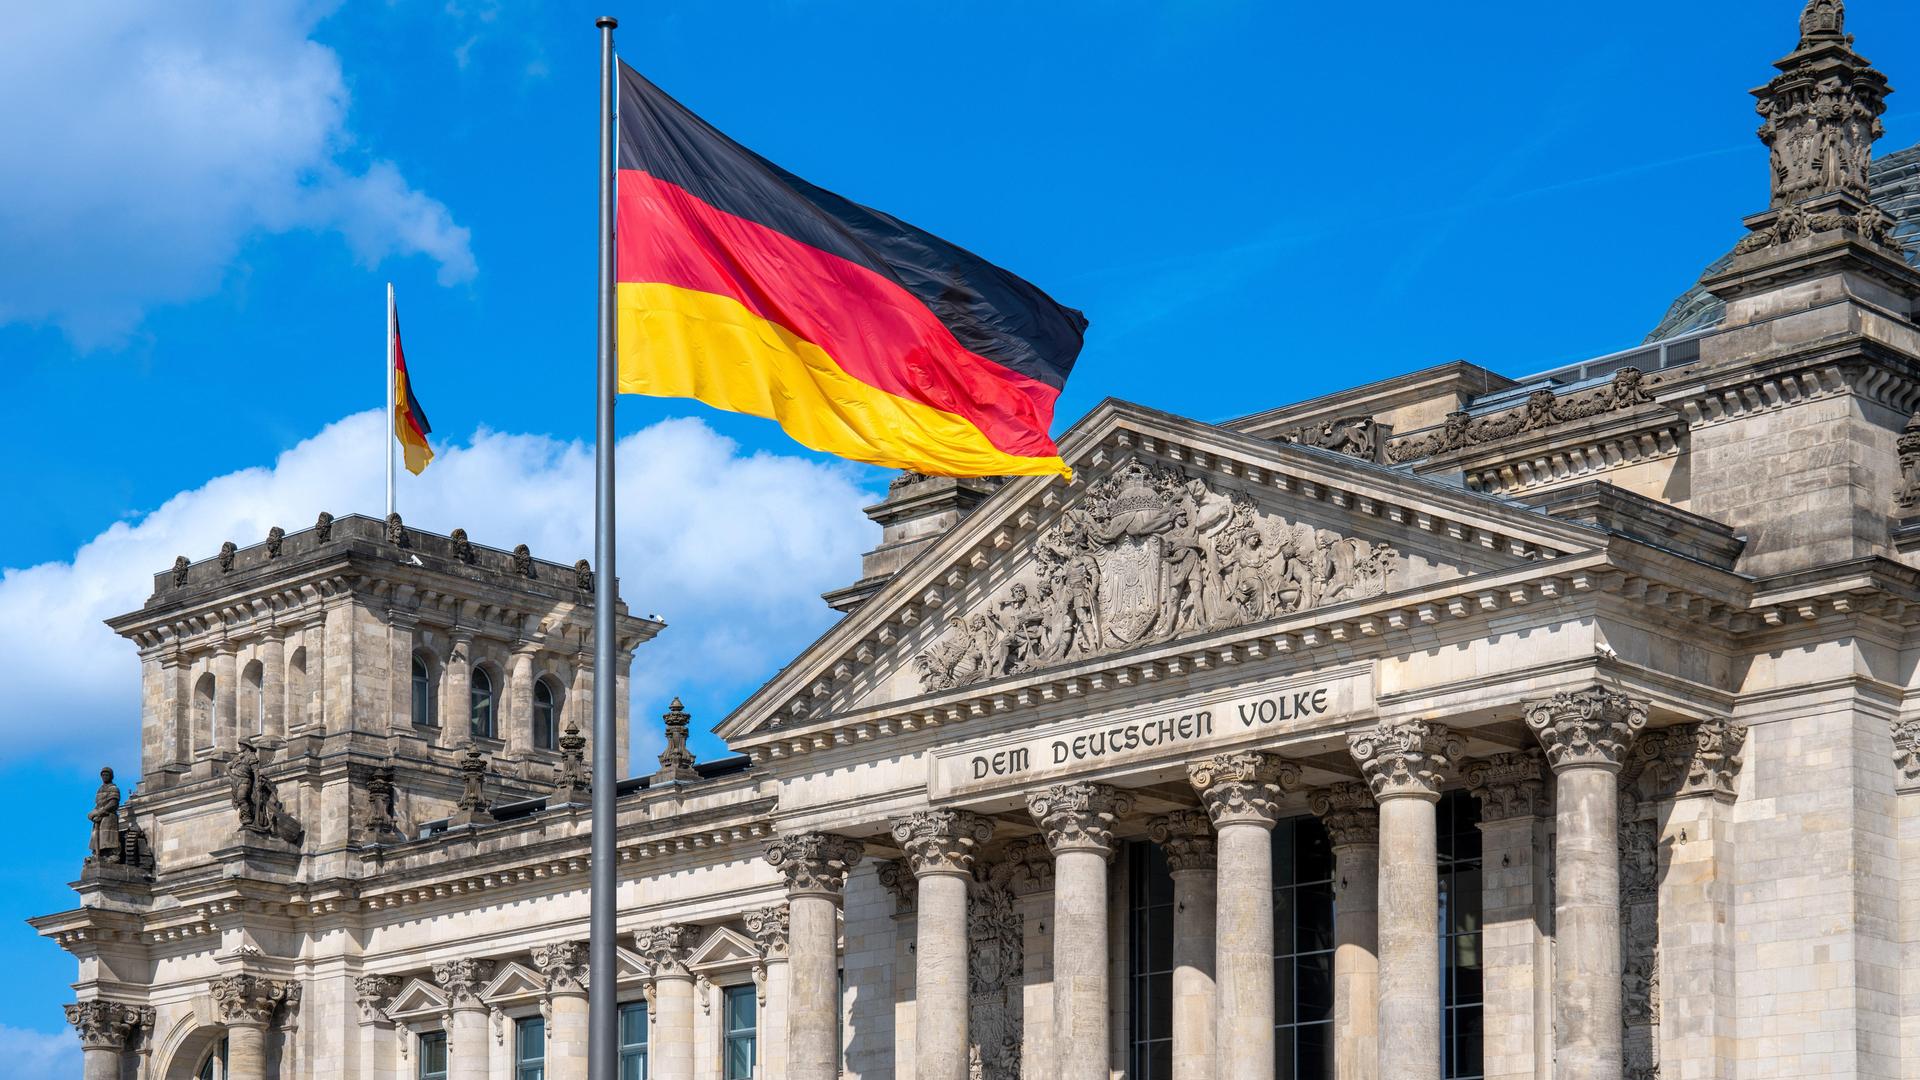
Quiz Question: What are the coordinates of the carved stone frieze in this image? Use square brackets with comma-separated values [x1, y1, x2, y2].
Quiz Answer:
[912, 455, 1399, 690]
[354, 975, 401, 1025]
[532, 941, 588, 996]
[212, 974, 294, 1027]
[431, 958, 496, 1010]
[1463, 751, 1550, 822]
[966, 872, 1024, 1079]
[764, 833, 865, 898]
[1025, 782, 1134, 857]
[1525, 687, 1649, 770]
[632, 925, 698, 978]
[1895, 718, 1920, 794]
[1630, 719, 1748, 800]
[1348, 720, 1463, 799]
[743, 906, 790, 960]
[1272, 415, 1382, 460]
[1189, 751, 1299, 827]
[1899, 412, 1920, 511]
[65, 1000, 151, 1050]
[891, 809, 994, 878]
[1307, 782, 1380, 846]
[1386, 369, 1657, 463]
[1145, 809, 1217, 872]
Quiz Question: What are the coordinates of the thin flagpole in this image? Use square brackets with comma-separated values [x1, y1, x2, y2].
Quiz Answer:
[386, 282, 396, 518]
[589, 16, 621, 1080]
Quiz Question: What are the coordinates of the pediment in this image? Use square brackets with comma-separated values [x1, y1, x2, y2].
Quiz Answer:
[480, 962, 547, 1007]
[386, 979, 449, 1022]
[616, 946, 648, 987]
[687, 926, 761, 971]
[719, 400, 1609, 741]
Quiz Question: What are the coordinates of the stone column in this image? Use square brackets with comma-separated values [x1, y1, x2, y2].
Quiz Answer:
[533, 942, 589, 1080]
[891, 809, 994, 1080]
[765, 833, 865, 1080]
[1189, 752, 1298, 1080]
[66, 1000, 148, 1080]
[213, 975, 293, 1080]
[354, 976, 401, 1080]
[299, 613, 328, 732]
[1026, 782, 1133, 1080]
[1463, 752, 1551, 1080]
[213, 643, 239, 751]
[1147, 809, 1218, 1080]
[1349, 720, 1463, 1080]
[745, 907, 792, 1080]
[262, 632, 286, 739]
[507, 648, 536, 755]
[1525, 687, 1648, 1080]
[1310, 782, 1381, 1080]
[431, 958, 496, 1080]
[444, 634, 472, 746]
[632, 926, 697, 1080]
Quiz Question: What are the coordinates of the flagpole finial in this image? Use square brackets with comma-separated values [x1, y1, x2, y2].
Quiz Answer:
[596, 16, 617, 29]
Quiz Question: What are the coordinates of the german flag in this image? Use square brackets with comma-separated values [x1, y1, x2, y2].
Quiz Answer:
[392, 300, 434, 475]
[614, 63, 1086, 478]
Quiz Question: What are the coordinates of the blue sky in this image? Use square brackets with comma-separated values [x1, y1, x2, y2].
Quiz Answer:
[3, 0, 1917, 1062]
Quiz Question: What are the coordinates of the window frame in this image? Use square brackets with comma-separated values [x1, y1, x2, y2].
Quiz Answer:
[513, 1014, 546, 1080]
[532, 677, 559, 751]
[721, 981, 757, 1080]
[618, 999, 649, 1080]
[470, 665, 497, 739]
[411, 653, 438, 729]
[416, 1030, 449, 1080]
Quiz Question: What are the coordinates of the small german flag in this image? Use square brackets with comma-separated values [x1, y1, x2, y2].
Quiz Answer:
[613, 63, 1087, 478]
[391, 293, 434, 475]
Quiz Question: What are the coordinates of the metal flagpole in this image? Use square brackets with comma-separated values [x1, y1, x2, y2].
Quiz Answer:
[386, 282, 396, 518]
[589, 16, 621, 1080]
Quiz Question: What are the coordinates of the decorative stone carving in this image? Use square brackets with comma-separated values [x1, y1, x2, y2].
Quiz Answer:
[450, 527, 475, 562]
[1189, 751, 1299, 826]
[218, 541, 238, 572]
[362, 765, 403, 843]
[212, 974, 293, 1026]
[553, 720, 589, 805]
[891, 809, 994, 877]
[1619, 808, 1662, 1078]
[1631, 719, 1748, 800]
[226, 742, 305, 845]
[574, 559, 594, 590]
[743, 906, 790, 960]
[1899, 412, 1920, 511]
[1462, 751, 1549, 821]
[513, 544, 535, 578]
[431, 958, 497, 1010]
[265, 526, 285, 558]
[1733, 201, 1898, 253]
[1894, 718, 1920, 794]
[966, 866, 1024, 1079]
[1272, 415, 1382, 460]
[1145, 809, 1217, 872]
[383, 512, 407, 545]
[632, 924, 698, 978]
[87, 767, 123, 864]
[1025, 782, 1134, 856]
[1348, 720, 1463, 799]
[877, 858, 918, 912]
[315, 511, 334, 541]
[172, 555, 190, 587]
[532, 941, 589, 995]
[1386, 369, 1657, 463]
[1763, 1, 1886, 208]
[764, 832, 865, 897]
[1307, 782, 1381, 846]
[911, 455, 1400, 690]
[654, 698, 699, 783]
[452, 743, 494, 827]
[1525, 686, 1649, 770]
[354, 975, 401, 1025]
[65, 1000, 149, 1050]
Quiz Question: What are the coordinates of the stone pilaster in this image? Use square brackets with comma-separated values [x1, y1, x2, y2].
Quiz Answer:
[261, 632, 286, 738]
[1147, 809, 1217, 1080]
[1026, 782, 1133, 1080]
[745, 906, 791, 1080]
[213, 974, 293, 1080]
[1309, 782, 1381, 1080]
[1191, 751, 1298, 1080]
[213, 642, 239, 751]
[765, 833, 865, 1080]
[533, 942, 589, 1080]
[1526, 687, 1648, 1080]
[1349, 720, 1463, 1080]
[634, 925, 699, 1080]
[354, 975, 401, 1080]
[891, 810, 994, 1080]
[66, 1000, 150, 1080]
[1464, 751, 1551, 1080]
[430, 958, 496, 1080]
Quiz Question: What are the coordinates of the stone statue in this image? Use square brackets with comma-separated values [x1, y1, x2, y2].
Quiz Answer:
[218, 541, 238, 572]
[265, 526, 285, 558]
[88, 767, 123, 864]
[227, 742, 305, 845]
[451, 527, 476, 563]
[513, 544, 535, 578]
[574, 559, 594, 591]
[171, 556, 190, 587]
[315, 511, 335, 541]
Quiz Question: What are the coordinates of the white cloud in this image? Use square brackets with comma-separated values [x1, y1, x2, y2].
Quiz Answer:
[0, 411, 877, 767]
[0, 2, 475, 346]
[0, 1024, 79, 1079]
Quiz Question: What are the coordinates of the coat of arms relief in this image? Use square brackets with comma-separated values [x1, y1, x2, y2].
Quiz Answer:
[911, 456, 1400, 692]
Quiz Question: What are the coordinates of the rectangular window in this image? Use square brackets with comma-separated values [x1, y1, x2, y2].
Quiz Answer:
[1126, 841, 1176, 1079]
[723, 983, 757, 1080]
[1273, 815, 1336, 1080]
[515, 1016, 546, 1080]
[417, 1032, 448, 1080]
[619, 1002, 648, 1080]
[1439, 789, 1485, 1080]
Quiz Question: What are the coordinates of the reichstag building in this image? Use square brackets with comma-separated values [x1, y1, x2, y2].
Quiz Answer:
[35, 2, 1920, 1078]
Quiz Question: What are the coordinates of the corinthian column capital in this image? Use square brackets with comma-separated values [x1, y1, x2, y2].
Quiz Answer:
[743, 906, 790, 961]
[1463, 751, 1549, 822]
[1145, 809, 1216, 872]
[211, 974, 294, 1027]
[632, 924, 700, 979]
[890, 809, 994, 878]
[1308, 781, 1380, 846]
[1348, 720, 1463, 800]
[1524, 686, 1649, 770]
[65, 1000, 150, 1051]
[531, 941, 589, 996]
[765, 832, 866, 899]
[353, 975, 401, 1025]
[1189, 751, 1298, 827]
[1026, 782, 1133, 858]
[429, 958, 496, 1011]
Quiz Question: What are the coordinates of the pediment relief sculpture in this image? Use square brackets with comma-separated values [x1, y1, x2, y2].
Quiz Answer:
[1385, 368, 1658, 464]
[911, 455, 1400, 692]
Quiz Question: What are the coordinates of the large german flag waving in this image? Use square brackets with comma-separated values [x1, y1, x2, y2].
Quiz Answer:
[614, 63, 1086, 478]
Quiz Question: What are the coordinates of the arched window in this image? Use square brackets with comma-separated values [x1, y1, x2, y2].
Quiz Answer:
[470, 667, 497, 739]
[197, 1035, 230, 1080]
[241, 659, 265, 734]
[412, 654, 438, 729]
[194, 672, 217, 751]
[288, 646, 309, 730]
[533, 678, 559, 751]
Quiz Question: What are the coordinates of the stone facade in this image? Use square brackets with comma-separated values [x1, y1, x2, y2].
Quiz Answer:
[34, 5, 1920, 1080]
